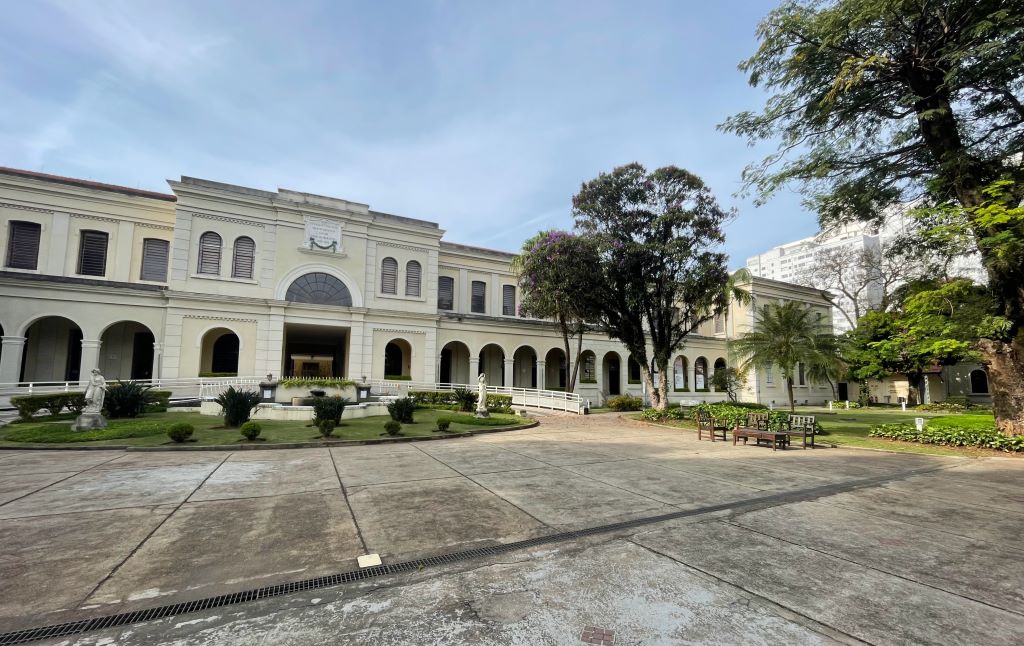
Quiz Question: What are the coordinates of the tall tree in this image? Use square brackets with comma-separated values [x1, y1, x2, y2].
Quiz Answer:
[722, 0, 1024, 434]
[512, 230, 602, 392]
[730, 301, 836, 411]
[572, 163, 734, 410]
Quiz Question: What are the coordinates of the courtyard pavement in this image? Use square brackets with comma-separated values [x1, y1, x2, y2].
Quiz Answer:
[0, 412, 1021, 645]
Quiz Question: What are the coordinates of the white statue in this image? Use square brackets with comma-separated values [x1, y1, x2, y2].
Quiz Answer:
[476, 372, 489, 417]
[83, 369, 106, 413]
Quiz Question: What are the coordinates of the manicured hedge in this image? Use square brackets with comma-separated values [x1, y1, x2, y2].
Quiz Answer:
[606, 395, 643, 411]
[830, 400, 861, 409]
[436, 413, 520, 427]
[869, 422, 1024, 452]
[408, 390, 513, 414]
[11, 393, 87, 420]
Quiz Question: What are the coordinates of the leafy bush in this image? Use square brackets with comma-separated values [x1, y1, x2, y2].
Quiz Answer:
[869, 422, 1024, 452]
[240, 421, 262, 441]
[640, 407, 688, 422]
[946, 395, 971, 408]
[12, 394, 55, 421]
[830, 400, 861, 409]
[453, 388, 477, 412]
[312, 396, 350, 426]
[727, 402, 769, 410]
[166, 422, 194, 443]
[691, 403, 818, 434]
[436, 419, 452, 432]
[916, 401, 967, 412]
[387, 397, 416, 423]
[607, 395, 643, 411]
[214, 386, 262, 427]
[199, 372, 238, 378]
[317, 419, 336, 438]
[435, 413, 520, 427]
[146, 390, 171, 413]
[384, 374, 412, 381]
[105, 381, 155, 419]
[278, 377, 355, 388]
[384, 420, 402, 436]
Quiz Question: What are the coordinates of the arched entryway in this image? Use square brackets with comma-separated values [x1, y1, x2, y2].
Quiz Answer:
[512, 346, 537, 388]
[713, 358, 727, 391]
[970, 369, 989, 394]
[694, 357, 709, 391]
[384, 339, 412, 379]
[200, 328, 240, 376]
[673, 355, 689, 391]
[99, 321, 156, 380]
[20, 316, 83, 382]
[478, 343, 505, 386]
[544, 348, 567, 390]
[439, 341, 471, 384]
[602, 352, 621, 395]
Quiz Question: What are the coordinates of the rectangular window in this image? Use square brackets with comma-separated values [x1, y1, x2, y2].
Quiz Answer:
[5, 221, 41, 270]
[77, 230, 108, 276]
[140, 238, 169, 282]
[471, 280, 486, 313]
[798, 362, 806, 386]
[437, 276, 454, 310]
[765, 364, 773, 384]
[502, 284, 515, 316]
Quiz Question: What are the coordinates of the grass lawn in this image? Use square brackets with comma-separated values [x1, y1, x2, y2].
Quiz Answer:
[0, 409, 525, 448]
[631, 406, 1008, 457]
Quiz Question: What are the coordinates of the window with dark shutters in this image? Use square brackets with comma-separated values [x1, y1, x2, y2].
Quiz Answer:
[502, 284, 515, 315]
[232, 236, 255, 279]
[405, 260, 421, 297]
[5, 221, 41, 270]
[381, 257, 397, 294]
[77, 230, 108, 276]
[438, 276, 454, 310]
[140, 238, 169, 281]
[197, 231, 221, 274]
[471, 280, 486, 313]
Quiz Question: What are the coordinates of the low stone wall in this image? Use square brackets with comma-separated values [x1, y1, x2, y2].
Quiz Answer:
[272, 384, 357, 404]
[199, 399, 389, 421]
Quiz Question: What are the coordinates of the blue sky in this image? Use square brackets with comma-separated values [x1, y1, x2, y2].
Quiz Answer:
[0, 0, 816, 266]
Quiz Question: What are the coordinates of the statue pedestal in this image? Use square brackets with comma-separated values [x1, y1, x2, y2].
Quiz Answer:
[72, 413, 107, 432]
[474, 407, 490, 419]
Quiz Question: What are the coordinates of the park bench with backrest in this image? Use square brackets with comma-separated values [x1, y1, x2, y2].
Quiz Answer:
[785, 414, 817, 449]
[732, 411, 790, 450]
[695, 409, 731, 441]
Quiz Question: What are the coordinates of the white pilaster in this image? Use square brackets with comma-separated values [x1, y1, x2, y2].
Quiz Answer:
[79, 339, 102, 384]
[536, 359, 546, 390]
[503, 358, 514, 388]
[0, 336, 26, 383]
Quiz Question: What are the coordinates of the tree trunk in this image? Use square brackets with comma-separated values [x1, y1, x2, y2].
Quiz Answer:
[559, 316, 574, 393]
[568, 331, 584, 393]
[979, 338, 1024, 436]
[656, 356, 670, 410]
[786, 377, 795, 412]
[640, 363, 665, 410]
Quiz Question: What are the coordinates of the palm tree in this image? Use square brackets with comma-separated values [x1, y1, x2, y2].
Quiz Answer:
[729, 301, 839, 411]
[806, 333, 847, 400]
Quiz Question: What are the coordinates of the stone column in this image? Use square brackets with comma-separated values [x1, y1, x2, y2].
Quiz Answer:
[152, 341, 164, 381]
[503, 358, 514, 389]
[536, 360, 546, 390]
[79, 339, 102, 384]
[0, 336, 26, 383]
[469, 356, 480, 379]
[593, 356, 603, 402]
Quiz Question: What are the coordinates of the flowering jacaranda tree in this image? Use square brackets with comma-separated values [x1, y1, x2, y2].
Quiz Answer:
[573, 163, 739, 410]
[513, 230, 603, 392]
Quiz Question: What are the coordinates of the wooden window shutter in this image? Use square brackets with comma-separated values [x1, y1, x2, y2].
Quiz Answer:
[232, 236, 255, 279]
[197, 232, 221, 274]
[77, 230, 108, 276]
[502, 284, 515, 316]
[437, 276, 454, 310]
[471, 280, 486, 313]
[381, 257, 397, 294]
[140, 238, 169, 281]
[5, 221, 41, 270]
[405, 260, 421, 297]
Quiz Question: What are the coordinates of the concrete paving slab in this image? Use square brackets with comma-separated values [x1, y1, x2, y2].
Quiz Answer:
[0, 462, 220, 519]
[731, 499, 1024, 611]
[0, 506, 174, 631]
[97, 452, 231, 469]
[634, 518, 1022, 645]
[943, 459, 1024, 486]
[645, 454, 832, 491]
[0, 450, 121, 475]
[469, 466, 670, 527]
[329, 447, 459, 486]
[883, 471, 1024, 513]
[87, 491, 363, 609]
[189, 453, 339, 501]
[0, 471, 78, 505]
[346, 477, 548, 558]
[414, 443, 549, 475]
[495, 440, 629, 466]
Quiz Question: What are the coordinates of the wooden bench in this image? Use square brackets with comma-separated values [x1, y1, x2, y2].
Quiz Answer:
[785, 414, 817, 449]
[733, 428, 789, 451]
[696, 410, 731, 442]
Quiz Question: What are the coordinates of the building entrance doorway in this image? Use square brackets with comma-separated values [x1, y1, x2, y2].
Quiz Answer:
[282, 324, 348, 378]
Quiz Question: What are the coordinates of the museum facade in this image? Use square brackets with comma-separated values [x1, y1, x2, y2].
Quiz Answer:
[0, 166, 837, 406]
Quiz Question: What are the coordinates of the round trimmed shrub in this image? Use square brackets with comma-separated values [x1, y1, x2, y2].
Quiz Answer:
[167, 422, 194, 443]
[240, 421, 262, 441]
[384, 420, 402, 436]
[317, 419, 336, 438]
[436, 419, 452, 433]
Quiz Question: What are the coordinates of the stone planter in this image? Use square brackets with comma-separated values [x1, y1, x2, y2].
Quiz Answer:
[275, 384, 356, 404]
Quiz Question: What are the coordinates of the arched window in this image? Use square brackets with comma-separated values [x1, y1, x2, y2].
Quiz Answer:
[197, 232, 222, 275]
[211, 333, 239, 374]
[232, 236, 255, 279]
[285, 272, 353, 306]
[695, 357, 708, 390]
[381, 257, 398, 294]
[970, 369, 989, 394]
[405, 260, 421, 297]
[673, 356, 688, 390]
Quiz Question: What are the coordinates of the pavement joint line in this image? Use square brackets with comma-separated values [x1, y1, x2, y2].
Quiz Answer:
[78, 454, 233, 608]
[0, 460, 962, 646]
[328, 448, 368, 554]
[0, 453, 126, 510]
[626, 538, 871, 646]
[721, 517, 1024, 618]
[179, 487, 344, 505]
[0, 502, 181, 522]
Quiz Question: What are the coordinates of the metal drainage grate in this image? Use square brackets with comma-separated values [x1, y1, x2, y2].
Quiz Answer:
[0, 466, 939, 646]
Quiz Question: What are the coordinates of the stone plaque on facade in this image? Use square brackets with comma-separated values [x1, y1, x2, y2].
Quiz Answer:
[304, 216, 342, 253]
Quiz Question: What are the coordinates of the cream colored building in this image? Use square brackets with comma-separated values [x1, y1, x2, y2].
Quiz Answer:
[0, 166, 835, 406]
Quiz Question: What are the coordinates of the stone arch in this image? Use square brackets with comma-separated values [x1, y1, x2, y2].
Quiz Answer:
[478, 343, 505, 387]
[602, 351, 622, 396]
[694, 356, 709, 390]
[384, 338, 413, 378]
[200, 327, 240, 376]
[673, 355, 689, 391]
[970, 369, 989, 394]
[99, 321, 157, 380]
[545, 347, 567, 390]
[439, 340, 471, 384]
[276, 265, 364, 307]
[512, 345, 537, 388]
[20, 315, 83, 382]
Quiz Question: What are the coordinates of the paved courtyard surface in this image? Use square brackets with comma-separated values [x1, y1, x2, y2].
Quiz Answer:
[1, 412, 1022, 645]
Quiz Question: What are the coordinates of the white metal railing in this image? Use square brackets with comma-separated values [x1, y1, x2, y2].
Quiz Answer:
[366, 379, 583, 414]
[0, 376, 264, 403]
